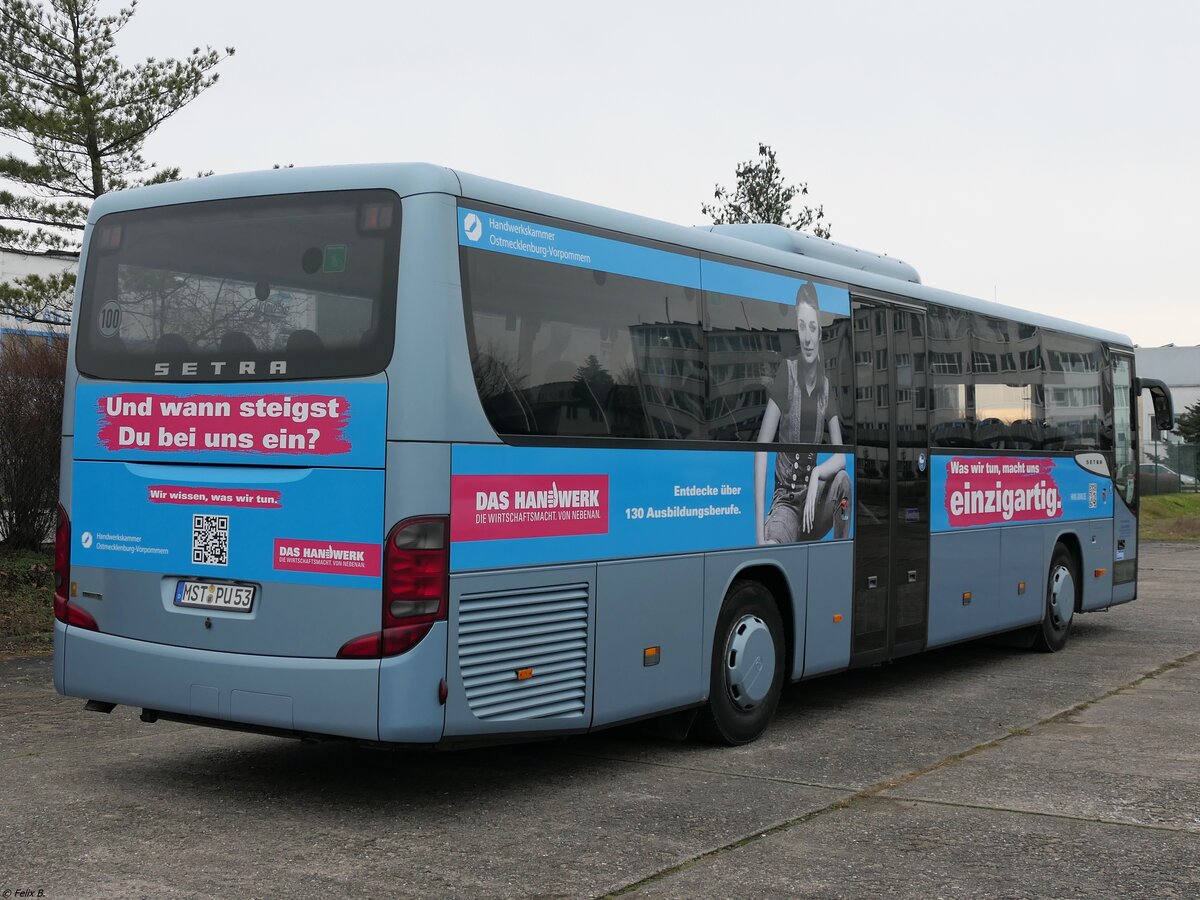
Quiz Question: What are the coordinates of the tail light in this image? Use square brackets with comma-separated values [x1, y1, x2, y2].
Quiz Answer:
[338, 517, 448, 659]
[53, 504, 98, 631]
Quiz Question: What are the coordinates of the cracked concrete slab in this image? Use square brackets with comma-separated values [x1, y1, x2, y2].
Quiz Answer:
[626, 797, 1200, 899]
[885, 655, 1200, 832]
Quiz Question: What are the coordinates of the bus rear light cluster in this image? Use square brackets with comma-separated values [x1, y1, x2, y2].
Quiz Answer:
[53, 505, 98, 632]
[337, 517, 448, 659]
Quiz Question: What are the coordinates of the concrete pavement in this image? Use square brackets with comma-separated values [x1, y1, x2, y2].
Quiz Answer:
[1, 542, 1197, 898]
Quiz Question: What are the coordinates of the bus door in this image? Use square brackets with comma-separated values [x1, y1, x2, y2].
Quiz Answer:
[850, 300, 930, 665]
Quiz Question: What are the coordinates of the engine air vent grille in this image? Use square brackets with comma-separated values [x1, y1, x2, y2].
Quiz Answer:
[458, 582, 589, 721]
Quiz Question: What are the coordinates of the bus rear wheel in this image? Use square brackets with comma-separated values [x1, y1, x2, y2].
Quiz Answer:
[1034, 543, 1077, 653]
[695, 579, 785, 745]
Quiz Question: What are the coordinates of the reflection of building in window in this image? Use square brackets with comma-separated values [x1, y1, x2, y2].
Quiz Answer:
[929, 352, 962, 374]
[973, 351, 996, 373]
[921, 308, 1109, 451]
[628, 321, 704, 439]
[1047, 386, 1102, 407]
[704, 313, 851, 443]
[703, 324, 785, 442]
[1047, 350, 1100, 373]
[464, 240, 859, 443]
[1111, 356, 1138, 502]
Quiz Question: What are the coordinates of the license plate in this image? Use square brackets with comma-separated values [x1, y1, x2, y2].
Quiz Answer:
[174, 580, 255, 613]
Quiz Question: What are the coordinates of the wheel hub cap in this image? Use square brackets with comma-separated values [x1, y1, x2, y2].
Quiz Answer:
[725, 614, 775, 710]
[1049, 565, 1075, 630]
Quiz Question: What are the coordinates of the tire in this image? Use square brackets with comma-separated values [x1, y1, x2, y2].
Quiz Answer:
[695, 579, 785, 745]
[1033, 543, 1077, 653]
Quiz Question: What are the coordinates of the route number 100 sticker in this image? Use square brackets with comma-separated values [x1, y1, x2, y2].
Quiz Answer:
[98, 301, 122, 336]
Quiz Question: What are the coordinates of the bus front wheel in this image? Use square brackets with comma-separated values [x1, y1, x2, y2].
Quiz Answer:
[1034, 543, 1077, 653]
[695, 579, 785, 745]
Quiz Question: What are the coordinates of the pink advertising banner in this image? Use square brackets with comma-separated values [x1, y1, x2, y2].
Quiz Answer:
[273, 538, 382, 576]
[451, 474, 610, 543]
[147, 485, 283, 509]
[96, 393, 352, 455]
[933, 454, 1111, 532]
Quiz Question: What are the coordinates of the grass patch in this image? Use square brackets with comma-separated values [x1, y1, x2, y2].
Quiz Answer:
[1139, 492, 1200, 542]
[0, 548, 54, 656]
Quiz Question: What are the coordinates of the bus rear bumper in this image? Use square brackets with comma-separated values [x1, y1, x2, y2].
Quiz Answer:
[58, 623, 383, 741]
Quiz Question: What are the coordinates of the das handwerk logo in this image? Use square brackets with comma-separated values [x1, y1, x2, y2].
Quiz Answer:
[450, 473, 610, 542]
[463, 212, 483, 242]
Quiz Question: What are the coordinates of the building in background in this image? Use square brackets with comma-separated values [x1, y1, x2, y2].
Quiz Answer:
[0, 247, 76, 349]
[1135, 343, 1200, 488]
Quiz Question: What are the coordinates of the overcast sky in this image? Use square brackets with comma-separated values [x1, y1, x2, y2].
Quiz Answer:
[96, 1, 1200, 346]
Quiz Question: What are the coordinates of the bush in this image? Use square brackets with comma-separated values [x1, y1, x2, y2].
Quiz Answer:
[0, 548, 55, 653]
[0, 334, 66, 550]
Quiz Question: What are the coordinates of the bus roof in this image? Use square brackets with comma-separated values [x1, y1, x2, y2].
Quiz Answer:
[86, 163, 1133, 349]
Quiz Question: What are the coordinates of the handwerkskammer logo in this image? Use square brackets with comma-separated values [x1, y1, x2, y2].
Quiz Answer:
[463, 213, 483, 242]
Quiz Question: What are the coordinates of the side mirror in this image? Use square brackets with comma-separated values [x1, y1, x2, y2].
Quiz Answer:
[1136, 377, 1174, 433]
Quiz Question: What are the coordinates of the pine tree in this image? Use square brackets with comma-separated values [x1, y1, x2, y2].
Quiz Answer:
[1173, 399, 1200, 444]
[574, 354, 614, 395]
[0, 0, 233, 323]
[702, 143, 832, 239]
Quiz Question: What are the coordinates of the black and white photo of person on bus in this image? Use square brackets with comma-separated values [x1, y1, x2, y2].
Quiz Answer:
[754, 281, 850, 544]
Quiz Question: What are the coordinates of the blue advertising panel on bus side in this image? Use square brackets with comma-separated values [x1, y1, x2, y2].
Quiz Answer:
[458, 206, 851, 314]
[449, 444, 854, 572]
[71, 461, 385, 588]
[71, 380, 388, 588]
[929, 452, 1113, 533]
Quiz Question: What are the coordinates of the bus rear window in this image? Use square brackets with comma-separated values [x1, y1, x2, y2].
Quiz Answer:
[77, 190, 400, 381]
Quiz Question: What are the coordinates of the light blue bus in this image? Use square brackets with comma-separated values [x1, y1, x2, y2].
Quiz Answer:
[53, 164, 1174, 745]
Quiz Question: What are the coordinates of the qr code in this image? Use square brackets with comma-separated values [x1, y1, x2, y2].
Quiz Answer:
[192, 514, 229, 566]
[1088, 483, 1098, 509]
